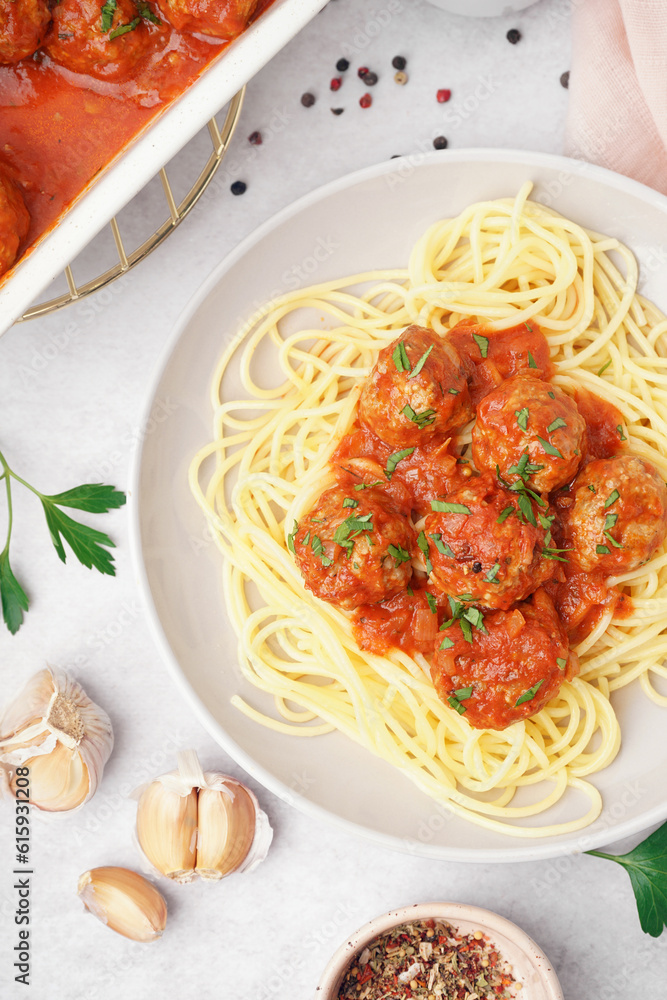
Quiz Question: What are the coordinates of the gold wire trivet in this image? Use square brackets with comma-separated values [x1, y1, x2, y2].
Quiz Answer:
[18, 87, 245, 322]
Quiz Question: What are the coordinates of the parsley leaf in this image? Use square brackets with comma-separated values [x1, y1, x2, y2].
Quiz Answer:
[431, 500, 471, 515]
[547, 417, 567, 433]
[416, 530, 433, 574]
[484, 562, 500, 583]
[439, 636, 455, 651]
[429, 532, 455, 558]
[342, 498, 358, 508]
[515, 679, 544, 706]
[536, 435, 564, 458]
[425, 591, 437, 614]
[527, 350, 537, 368]
[100, 0, 117, 31]
[0, 450, 126, 634]
[586, 821, 667, 936]
[515, 407, 529, 431]
[135, 0, 161, 24]
[597, 359, 612, 376]
[402, 404, 437, 429]
[473, 333, 489, 358]
[604, 489, 620, 508]
[387, 543, 411, 565]
[447, 686, 473, 714]
[385, 447, 415, 480]
[407, 344, 433, 380]
[556, 657, 567, 669]
[392, 340, 410, 372]
[287, 520, 299, 553]
[109, 16, 140, 38]
[617, 424, 627, 441]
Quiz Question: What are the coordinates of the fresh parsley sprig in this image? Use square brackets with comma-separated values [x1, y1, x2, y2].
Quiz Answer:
[0, 448, 126, 635]
[586, 821, 667, 937]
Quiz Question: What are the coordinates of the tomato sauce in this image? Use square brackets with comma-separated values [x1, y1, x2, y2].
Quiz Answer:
[0, 0, 272, 276]
[330, 322, 635, 653]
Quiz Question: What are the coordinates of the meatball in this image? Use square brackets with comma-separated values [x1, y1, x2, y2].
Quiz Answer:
[431, 587, 578, 730]
[154, 0, 258, 38]
[359, 326, 473, 449]
[45, 0, 165, 81]
[472, 375, 585, 494]
[422, 474, 557, 609]
[0, 0, 51, 63]
[0, 163, 30, 278]
[562, 455, 667, 574]
[292, 485, 414, 609]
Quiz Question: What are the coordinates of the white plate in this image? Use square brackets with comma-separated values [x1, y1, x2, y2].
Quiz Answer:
[0, 0, 326, 336]
[131, 149, 667, 862]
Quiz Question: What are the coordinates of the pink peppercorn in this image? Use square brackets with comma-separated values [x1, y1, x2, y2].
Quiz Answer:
[437, 88, 452, 103]
[359, 93, 372, 108]
[330, 77, 342, 91]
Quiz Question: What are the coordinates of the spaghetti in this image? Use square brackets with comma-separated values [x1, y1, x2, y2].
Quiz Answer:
[189, 183, 667, 837]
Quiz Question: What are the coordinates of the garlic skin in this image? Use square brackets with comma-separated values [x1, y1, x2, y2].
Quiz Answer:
[135, 750, 273, 884]
[78, 867, 167, 943]
[0, 667, 113, 812]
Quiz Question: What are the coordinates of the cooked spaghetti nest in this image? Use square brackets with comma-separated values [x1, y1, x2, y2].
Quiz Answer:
[189, 182, 667, 837]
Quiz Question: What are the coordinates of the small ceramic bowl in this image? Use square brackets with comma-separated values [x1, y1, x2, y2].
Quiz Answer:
[315, 902, 564, 999]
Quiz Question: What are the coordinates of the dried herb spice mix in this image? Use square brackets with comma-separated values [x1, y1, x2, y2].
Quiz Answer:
[336, 919, 521, 999]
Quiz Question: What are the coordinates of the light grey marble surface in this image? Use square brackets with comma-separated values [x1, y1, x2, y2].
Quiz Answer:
[2, 0, 667, 997]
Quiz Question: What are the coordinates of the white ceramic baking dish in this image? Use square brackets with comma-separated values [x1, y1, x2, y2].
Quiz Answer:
[0, 0, 326, 337]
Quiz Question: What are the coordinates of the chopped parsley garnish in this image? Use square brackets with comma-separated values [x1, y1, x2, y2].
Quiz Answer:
[556, 657, 567, 669]
[604, 489, 620, 508]
[548, 391, 555, 399]
[604, 531, 623, 549]
[439, 599, 487, 644]
[392, 340, 410, 372]
[311, 535, 332, 567]
[542, 545, 569, 562]
[447, 686, 473, 714]
[473, 333, 489, 358]
[588, 484, 596, 492]
[496, 505, 515, 524]
[527, 350, 537, 368]
[109, 16, 140, 38]
[617, 424, 627, 441]
[604, 513, 618, 530]
[439, 636, 455, 651]
[135, 0, 161, 24]
[597, 359, 612, 377]
[515, 680, 544, 706]
[515, 407, 529, 431]
[536, 435, 564, 458]
[507, 452, 544, 481]
[430, 532, 455, 558]
[385, 447, 415, 479]
[425, 591, 437, 614]
[287, 520, 299, 554]
[407, 584, 413, 596]
[416, 531, 433, 573]
[596, 543, 610, 555]
[302, 530, 311, 546]
[407, 344, 434, 380]
[484, 562, 500, 583]
[388, 543, 411, 564]
[518, 492, 537, 527]
[525, 323, 533, 332]
[333, 512, 373, 558]
[100, 0, 117, 31]
[448, 388, 460, 395]
[547, 417, 567, 433]
[342, 497, 358, 508]
[402, 403, 437, 429]
[353, 480, 383, 491]
[431, 500, 471, 515]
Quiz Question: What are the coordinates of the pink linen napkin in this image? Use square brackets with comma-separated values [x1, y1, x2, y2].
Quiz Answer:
[564, 0, 667, 196]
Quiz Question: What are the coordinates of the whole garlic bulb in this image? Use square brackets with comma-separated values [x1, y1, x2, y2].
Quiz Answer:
[78, 867, 167, 943]
[0, 667, 113, 812]
[135, 750, 272, 884]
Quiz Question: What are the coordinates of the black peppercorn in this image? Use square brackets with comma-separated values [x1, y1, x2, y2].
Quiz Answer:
[506, 28, 521, 44]
[392, 55, 406, 70]
[230, 181, 246, 196]
[336, 58, 350, 72]
[472, 562, 482, 574]
[433, 135, 448, 150]
[300, 92, 315, 107]
[560, 70, 570, 89]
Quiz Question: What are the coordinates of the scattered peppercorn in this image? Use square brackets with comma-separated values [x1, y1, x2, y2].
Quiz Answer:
[357, 66, 369, 78]
[330, 77, 342, 91]
[433, 135, 448, 150]
[336, 57, 349, 72]
[394, 70, 408, 85]
[392, 55, 406, 70]
[247, 130, 262, 145]
[436, 88, 451, 103]
[472, 561, 482, 573]
[331, 107, 344, 115]
[507, 27, 521, 43]
[361, 71, 378, 86]
[300, 92, 315, 107]
[359, 93, 372, 108]
[560, 70, 570, 88]
[230, 181, 246, 196]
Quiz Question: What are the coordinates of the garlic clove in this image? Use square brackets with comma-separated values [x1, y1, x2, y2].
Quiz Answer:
[77, 867, 167, 943]
[136, 781, 198, 884]
[14, 742, 90, 813]
[0, 667, 113, 813]
[195, 781, 257, 881]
